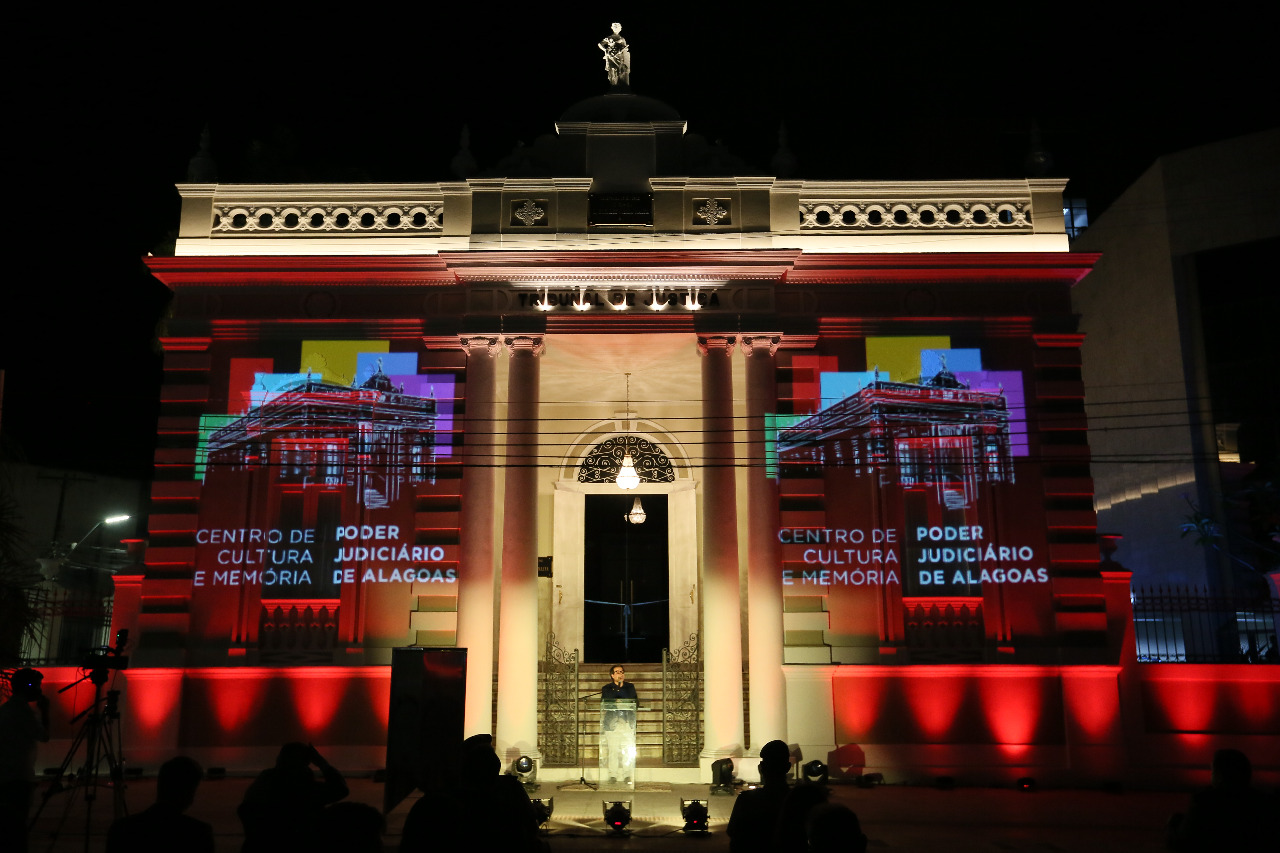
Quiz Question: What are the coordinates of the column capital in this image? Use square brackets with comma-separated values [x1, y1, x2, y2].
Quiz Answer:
[740, 334, 783, 356]
[458, 334, 502, 357]
[697, 334, 738, 356]
[504, 334, 546, 356]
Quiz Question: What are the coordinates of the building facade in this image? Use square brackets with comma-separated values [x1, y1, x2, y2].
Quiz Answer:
[85, 104, 1276, 787]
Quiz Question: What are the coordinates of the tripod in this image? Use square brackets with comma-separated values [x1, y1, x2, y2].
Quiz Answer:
[30, 667, 128, 853]
[558, 691, 600, 790]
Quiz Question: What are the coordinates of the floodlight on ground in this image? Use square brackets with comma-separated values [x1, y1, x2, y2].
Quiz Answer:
[603, 800, 632, 833]
[802, 759, 829, 784]
[530, 797, 553, 829]
[855, 772, 883, 788]
[1017, 776, 1037, 792]
[710, 757, 735, 795]
[680, 798, 710, 833]
[512, 754, 538, 790]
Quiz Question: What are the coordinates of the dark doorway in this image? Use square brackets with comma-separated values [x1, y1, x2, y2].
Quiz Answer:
[583, 493, 669, 663]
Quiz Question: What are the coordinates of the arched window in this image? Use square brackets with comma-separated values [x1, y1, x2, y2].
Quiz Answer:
[577, 435, 675, 484]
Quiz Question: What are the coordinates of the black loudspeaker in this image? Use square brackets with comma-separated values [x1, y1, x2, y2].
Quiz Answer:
[383, 648, 467, 813]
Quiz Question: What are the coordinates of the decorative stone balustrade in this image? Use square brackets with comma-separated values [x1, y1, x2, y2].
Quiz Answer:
[213, 201, 444, 234]
[799, 197, 1032, 231]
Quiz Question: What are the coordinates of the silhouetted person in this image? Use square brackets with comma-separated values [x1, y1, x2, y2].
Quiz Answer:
[773, 779, 830, 853]
[1168, 748, 1276, 851]
[806, 802, 868, 853]
[321, 801, 385, 853]
[726, 740, 792, 853]
[400, 733, 544, 852]
[0, 668, 50, 853]
[239, 742, 348, 852]
[106, 755, 214, 853]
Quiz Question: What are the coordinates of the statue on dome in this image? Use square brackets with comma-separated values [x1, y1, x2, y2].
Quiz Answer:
[599, 22, 630, 87]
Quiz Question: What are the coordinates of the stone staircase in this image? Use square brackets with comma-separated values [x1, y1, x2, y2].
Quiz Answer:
[535, 662, 706, 768]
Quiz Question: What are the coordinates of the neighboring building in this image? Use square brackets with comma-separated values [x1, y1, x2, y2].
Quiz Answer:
[1072, 130, 1280, 595]
[62, 94, 1273, 788]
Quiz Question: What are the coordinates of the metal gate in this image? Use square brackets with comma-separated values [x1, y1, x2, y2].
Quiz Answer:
[540, 632, 579, 765]
[662, 632, 701, 765]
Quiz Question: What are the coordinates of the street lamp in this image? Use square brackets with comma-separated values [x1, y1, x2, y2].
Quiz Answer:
[71, 515, 131, 553]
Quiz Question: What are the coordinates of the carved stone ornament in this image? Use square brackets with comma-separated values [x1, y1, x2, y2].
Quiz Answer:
[697, 334, 738, 356]
[695, 198, 730, 226]
[504, 335, 546, 356]
[578, 435, 675, 484]
[458, 335, 502, 357]
[513, 200, 547, 227]
[740, 334, 782, 356]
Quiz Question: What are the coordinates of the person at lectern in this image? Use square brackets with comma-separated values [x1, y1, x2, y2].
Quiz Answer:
[601, 665, 637, 783]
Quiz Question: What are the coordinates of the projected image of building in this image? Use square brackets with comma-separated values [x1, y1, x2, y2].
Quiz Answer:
[778, 370, 1014, 509]
[204, 364, 438, 506]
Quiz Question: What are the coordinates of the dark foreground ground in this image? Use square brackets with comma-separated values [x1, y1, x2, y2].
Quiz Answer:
[28, 776, 1193, 852]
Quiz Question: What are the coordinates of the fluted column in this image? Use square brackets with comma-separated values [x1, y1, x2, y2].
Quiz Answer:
[496, 335, 544, 764]
[457, 335, 501, 735]
[698, 334, 745, 768]
[742, 334, 787, 749]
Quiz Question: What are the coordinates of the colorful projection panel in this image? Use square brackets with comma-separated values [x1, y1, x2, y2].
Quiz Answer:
[777, 336, 1042, 598]
[192, 341, 456, 600]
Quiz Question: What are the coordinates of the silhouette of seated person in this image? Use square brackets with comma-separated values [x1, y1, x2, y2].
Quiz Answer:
[1167, 747, 1276, 851]
[320, 800, 385, 853]
[400, 733, 543, 852]
[773, 779, 831, 853]
[726, 740, 793, 853]
[106, 755, 214, 853]
[239, 742, 348, 852]
[806, 802, 868, 853]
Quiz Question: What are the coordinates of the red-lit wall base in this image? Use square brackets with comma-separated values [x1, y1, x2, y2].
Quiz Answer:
[28, 663, 1280, 788]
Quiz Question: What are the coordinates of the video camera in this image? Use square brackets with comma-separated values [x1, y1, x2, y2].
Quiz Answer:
[80, 629, 130, 673]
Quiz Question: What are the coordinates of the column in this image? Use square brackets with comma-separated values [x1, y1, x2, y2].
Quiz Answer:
[456, 335, 501, 735]
[496, 335, 544, 763]
[742, 334, 787, 748]
[698, 334, 745, 767]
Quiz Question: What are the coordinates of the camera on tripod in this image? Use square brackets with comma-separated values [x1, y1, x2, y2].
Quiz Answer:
[80, 629, 130, 677]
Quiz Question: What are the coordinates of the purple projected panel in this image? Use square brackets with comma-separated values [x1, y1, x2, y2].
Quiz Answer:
[957, 370, 1027, 456]
[393, 374, 456, 458]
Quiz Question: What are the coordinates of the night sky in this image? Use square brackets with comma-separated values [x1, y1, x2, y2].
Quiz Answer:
[3, 10, 1273, 480]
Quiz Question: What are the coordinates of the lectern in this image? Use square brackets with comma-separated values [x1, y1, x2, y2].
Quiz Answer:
[598, 699, 637, 791]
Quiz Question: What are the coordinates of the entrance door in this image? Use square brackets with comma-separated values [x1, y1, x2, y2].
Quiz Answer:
[583, 493, 669, 663]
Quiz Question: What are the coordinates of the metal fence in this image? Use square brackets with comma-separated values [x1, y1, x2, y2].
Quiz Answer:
[1132, 586, 1279, 663]
[19, 585, 115, 667]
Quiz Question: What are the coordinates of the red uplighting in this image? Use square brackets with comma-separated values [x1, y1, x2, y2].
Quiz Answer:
[981, 676, 1045, 745]
[905, 674, 966, 740]
[211, 674, 268, 734]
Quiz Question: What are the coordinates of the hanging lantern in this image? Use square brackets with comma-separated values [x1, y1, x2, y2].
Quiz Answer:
[626, 496, 647, 524]
[616, 453, 640, 490]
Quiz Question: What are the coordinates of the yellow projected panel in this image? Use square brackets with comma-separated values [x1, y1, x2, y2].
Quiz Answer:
[300, 340, 390, 386]
[865, 336, 950, 383]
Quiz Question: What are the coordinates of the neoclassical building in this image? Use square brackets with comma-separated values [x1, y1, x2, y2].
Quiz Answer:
[97, 91, 1275, 788]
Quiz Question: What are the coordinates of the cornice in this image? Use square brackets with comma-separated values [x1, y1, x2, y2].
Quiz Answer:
[146, 255, 456, 287]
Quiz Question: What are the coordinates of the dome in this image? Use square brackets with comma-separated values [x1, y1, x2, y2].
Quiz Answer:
[558, 92, 682, 124]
